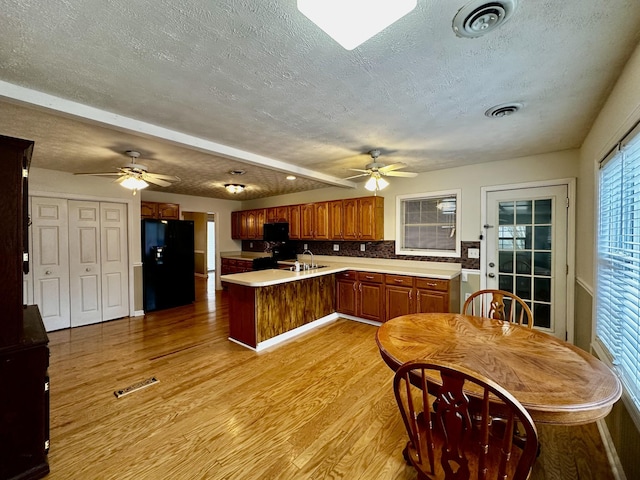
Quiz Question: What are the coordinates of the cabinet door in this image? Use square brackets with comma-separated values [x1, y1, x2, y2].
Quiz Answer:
[254, 209, 266, 239]
[276, 206, 288, 222]
[246, 210, 257, 239]
[385, 285, 413, 321]
[266, 207, 278, 223]
[358, 282, 384, 322]
[415, 289, 448, 313]
[158, 203, 180, 219]
[358, 196, 384, 241]
[342, 198, 359, 240]
[288, 205, 301, 239]
[336, 278, 357, 316]
[328, 200, 344, 240]
[141, 201, 158, 219]
[300, 204, 315, 239]
[313, 201, 330, 240]
[231, 211, 241, 240]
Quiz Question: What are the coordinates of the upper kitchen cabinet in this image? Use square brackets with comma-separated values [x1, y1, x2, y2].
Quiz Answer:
[239, 208, 266, 240]
[301, 202, 329, 240]
[267, 206, 288, 223]
[141, 201, 180, 220]
[329, 200, 344, 240]
[231, 211, 241, 240]
[341, 196, 384, 241]
[288, 205, 301, 239]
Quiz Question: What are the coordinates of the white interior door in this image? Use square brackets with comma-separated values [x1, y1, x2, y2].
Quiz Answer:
[31, 197, 70, 331]
[69, 200, 102, 327]
[485, 185, 568, 339]
[100, 202, 129, 321]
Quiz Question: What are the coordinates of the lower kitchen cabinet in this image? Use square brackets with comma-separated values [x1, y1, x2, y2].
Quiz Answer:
[220, 258, 253, 275]
[339, 271, 460, 322]
[336, 271, 384, 322]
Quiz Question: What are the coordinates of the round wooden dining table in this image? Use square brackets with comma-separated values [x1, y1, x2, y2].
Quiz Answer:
[376, 313, 622, 425]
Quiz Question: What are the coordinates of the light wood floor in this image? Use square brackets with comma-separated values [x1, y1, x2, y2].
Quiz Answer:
[45, 277, 615, 479]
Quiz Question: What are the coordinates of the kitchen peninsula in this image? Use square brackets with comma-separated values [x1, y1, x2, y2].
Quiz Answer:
[221, 257, 461, 350]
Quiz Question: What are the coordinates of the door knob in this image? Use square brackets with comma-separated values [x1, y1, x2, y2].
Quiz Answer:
[85, 267, 91, 272]
[488, 273, 495, 278]
[45, 270, 51, 275]
[489, 262, 495, 267]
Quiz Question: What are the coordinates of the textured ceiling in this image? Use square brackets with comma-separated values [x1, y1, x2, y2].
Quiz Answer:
[1, 0, 640, 200]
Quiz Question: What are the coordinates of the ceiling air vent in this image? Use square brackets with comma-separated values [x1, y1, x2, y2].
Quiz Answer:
[485, 102, 523, 118]
[452, 0, 518, 38]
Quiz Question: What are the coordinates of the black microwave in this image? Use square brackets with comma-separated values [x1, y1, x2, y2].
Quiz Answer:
[263, 222, 289, 242]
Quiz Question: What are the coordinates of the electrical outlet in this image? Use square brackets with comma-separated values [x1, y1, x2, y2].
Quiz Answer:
[360, 244, 366, 252]
[333, 244, 339, 251]
[468, 248, 480, 259]
[461, 271, 468, 282]
[465, 293, 471, 300]
[303, 243, 308, 250]
[249, 242, 253, 248]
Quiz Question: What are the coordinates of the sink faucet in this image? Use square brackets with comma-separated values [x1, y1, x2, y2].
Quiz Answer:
[301, 249, 314, 270]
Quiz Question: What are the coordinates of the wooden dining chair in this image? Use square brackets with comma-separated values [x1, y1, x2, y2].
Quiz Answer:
[463, 289, 534, 328]
[393, 360, 538, 480]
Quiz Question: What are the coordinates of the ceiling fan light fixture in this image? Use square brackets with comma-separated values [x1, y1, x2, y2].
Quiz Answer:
[120, 176, 149, 191]
[225, 183, 245, 194]
[297, 0, 417, 50]
[365, 174, 389, 192]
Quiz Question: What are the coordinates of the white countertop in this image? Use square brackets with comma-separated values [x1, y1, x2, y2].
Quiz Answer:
[220, 256, 461, 287]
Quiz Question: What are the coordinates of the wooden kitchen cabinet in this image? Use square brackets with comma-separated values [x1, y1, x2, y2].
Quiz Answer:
[221, 258, 253, 275]
[288, 205, 301, 239]
[385, 274, 415, 321]
[385, 274, 460, 320]
[141, 201, 180, 220]
[231, 211, 241, 240]
[336, 271, 384, 322]
[329, 200, 344, 239]
[300, 202, 329, 240]
[267, 206, 288, 223]
[341, 196, 384, 241]
[239, 209, 266, 239]
[336, 271, 357, 316]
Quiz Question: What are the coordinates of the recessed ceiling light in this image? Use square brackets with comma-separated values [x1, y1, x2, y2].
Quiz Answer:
[229, 169, 246, 175]
[286, 175, 297, 180]
[485, 102, 523, 118]
[453, 0, 518, 38]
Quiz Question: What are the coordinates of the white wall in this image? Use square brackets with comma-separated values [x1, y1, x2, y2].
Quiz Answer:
[242, 149, 580, 244]
[578, 42, 640, 289]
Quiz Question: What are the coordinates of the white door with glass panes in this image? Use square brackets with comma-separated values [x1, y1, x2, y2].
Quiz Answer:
[484, 185, 568, 339]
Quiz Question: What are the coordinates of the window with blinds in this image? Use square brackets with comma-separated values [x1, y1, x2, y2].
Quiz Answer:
[395, 190, 461, 257]
[596, 121, 640, 409]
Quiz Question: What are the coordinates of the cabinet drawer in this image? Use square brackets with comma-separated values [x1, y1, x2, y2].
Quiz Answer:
[336, 271, 358, 281]
[385, 274, 415, 287]
[416, 277, 449, 292]
[358, 271, 384, 284]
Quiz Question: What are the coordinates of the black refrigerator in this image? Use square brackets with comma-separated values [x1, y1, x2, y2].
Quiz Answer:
[142, 219, 195, 312]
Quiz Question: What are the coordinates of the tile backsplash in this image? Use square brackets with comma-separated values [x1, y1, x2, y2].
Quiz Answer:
[242, 240, 481, 270]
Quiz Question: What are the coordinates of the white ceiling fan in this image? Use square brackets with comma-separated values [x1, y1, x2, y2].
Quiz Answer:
[74, 150, 181, 194]
[344, 149, 418, 191]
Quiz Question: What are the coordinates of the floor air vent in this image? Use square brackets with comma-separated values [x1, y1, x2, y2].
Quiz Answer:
[114, 377, 159, 398]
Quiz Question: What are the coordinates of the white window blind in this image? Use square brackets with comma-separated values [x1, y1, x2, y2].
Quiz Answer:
[597, 123, 640, 407]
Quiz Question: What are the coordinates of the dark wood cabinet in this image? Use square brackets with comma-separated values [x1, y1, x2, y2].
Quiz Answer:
[0, 135, 49, 480]
[336, 271, 357, 316]
[141, 201, 180, 220]
[385, 274, 460, 320]
[333, 196, 384, 241]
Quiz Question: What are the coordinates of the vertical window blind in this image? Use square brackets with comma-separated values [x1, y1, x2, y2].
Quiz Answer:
[597, 122, 640, 408]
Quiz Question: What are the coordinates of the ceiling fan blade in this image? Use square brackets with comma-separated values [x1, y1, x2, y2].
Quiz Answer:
[74, 172, 122, 177]
[384, 171, 418, 177]
[378, 162, 407, 173]
[348, 168, 370, 173]
[142, 175, 172, 187]
[145, 173, 181, 182]
[343, 173, 370, 180]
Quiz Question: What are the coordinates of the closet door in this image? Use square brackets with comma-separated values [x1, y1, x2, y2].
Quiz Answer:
[69, 201, 102, 327]
[100, 202, 128, 321]
[31, 197, 70, 331]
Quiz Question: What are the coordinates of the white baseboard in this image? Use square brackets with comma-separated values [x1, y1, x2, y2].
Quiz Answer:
[255, 313, 339, 351]
[597, 418, 627, 480]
